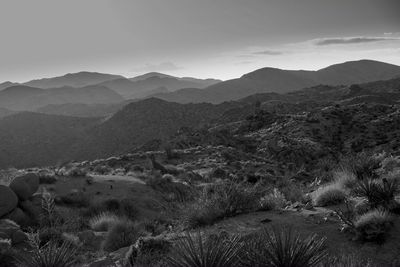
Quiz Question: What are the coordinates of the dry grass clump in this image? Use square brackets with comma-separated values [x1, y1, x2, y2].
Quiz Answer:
[313, 183, 347, 207]
[259, 188, 288, 211]
[102, 220, 145, 252]
[354, 209, 393, 242]
[240, 227, 328, 267]
[89, 212, 128, 232]
[184, 181, 261, 228]
[166, 231, 242, 267]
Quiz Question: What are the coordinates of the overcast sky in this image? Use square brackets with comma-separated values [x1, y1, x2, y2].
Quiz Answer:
[1, 0, 399, 82]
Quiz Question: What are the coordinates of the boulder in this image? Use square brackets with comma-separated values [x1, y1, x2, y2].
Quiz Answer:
[4, 208, 32, 226]
[0, 185, 18, 217]
[9, 173, 39, 201]
[0, 219, 28, 246]
[19, 199, 44, 221]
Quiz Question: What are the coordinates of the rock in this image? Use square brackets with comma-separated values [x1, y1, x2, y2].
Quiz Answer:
[4, 208, 32, 226]
[9, 173, 39, 201]
[0, 185, 18, 217]
[0, 219, 28, 247]
[19, 199, 44, 221]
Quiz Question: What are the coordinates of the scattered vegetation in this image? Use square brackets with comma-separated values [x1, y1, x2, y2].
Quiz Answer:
[313, 183, 347, 207]
[102, 220, 145, 252]
[167, 231, 242, 267]
[354, 209, 393, 242]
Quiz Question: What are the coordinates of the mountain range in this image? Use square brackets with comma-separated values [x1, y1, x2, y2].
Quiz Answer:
[151, 60, 400, 103]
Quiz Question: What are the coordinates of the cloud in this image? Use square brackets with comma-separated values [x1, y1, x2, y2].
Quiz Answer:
[253, 50, 283, 55]
[131, 62, 183, 72]
[314, 36, 400, 46]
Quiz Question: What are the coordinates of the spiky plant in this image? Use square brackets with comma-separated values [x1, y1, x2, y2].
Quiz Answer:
[353, 178, 399, 209]
[88, 212, 125, 232]
[240, 227, 328, 267]
[17, 240, 77, 267]
[166, 231, 243, 267]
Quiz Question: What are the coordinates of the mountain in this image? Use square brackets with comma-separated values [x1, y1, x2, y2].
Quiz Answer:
[99, 75, 221, 99]
[36, 102, 126, 118]
[24, 71, 123, 89]
[0, 112, 98, 168]
[0, 85, 124, 111]
[0, 108, 16, 118]
[152, 60, 400, 104]
[0, 81, 19, 91]
[72, 98, 243, 160]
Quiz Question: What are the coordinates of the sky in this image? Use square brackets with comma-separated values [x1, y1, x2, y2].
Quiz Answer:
[0, 0, 399, 82]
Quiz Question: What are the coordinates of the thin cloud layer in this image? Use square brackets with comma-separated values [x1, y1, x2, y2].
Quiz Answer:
[253, 50, 283, 55]
[314, 36, 400, 46]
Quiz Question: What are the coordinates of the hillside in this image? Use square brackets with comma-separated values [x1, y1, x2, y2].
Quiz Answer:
[0, 112, 98, 168]
[0, 85, 124, 111]
[153, 60, 400, 103]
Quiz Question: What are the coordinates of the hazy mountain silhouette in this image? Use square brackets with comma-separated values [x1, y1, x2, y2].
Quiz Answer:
[0, 85, 124, 111]
[152, 60, 400, 103]
[0, 81, 19, 91]
[24, 71, 123, 88]
[99, 75, 221, 99]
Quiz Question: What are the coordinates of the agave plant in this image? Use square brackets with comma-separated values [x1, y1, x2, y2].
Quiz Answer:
[17, 240, 77, 267]
[353, 178, 399, 209]
[240, 227, 328, 267]
[166, 231, 243, 267]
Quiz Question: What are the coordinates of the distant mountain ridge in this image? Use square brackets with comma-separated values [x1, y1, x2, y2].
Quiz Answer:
[0, 85, 124, 111]
[152, 60, 400, 103]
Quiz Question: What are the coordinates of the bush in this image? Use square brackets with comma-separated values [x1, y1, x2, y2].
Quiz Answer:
[93, 165, 111, 175]
[334, 169, 357, 189]
[313, 184, 347, 207]
[352, 178, 400, 209]
[259, 188, 288, 211]
[166, 231, 242, 267]
[57, 192, 90, 207]
[354, 209, 393, 242]
[89, 212, 128, 232]
[65, 167, 87, 177]
[147, 176, 194, 202]
[84, 198, 139, 220]
[184, 181, 261, 228]
[102, 221, 145, 252]
[322, 254, 373, 267]
[343, 153, 381, 180]
[17, 241, 77, 267]
[240, 228, 328, 267]
[38, 173, 57, 184]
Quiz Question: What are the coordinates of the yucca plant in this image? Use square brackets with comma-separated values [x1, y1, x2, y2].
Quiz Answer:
[17, 240, 77, 267]
[353, 178, 399, 209]
[240, 227, 328, 267]
[166, 231, 243, 267]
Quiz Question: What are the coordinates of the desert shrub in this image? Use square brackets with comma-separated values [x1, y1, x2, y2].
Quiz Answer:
[84, 198, 139, 220]
[93, 165, 111, 175]
[38, 228, 63, 247]
[352, 178, 400, 209]
[89, 212, 128, 231]
[184, 181, 261, 228]
[166, 231, 242, 267]
[313, 184, 347, 207]
[343, 153, 381, 180]
[334, 169, 357, 189]
[102, 221, 145, 252]
[259, 188, 288, 211]
[56, 192, 90, 207]
[354, 209, 393, 242]
[17, 240, 77, 267]
[240, 227, 328, 267]
[65, 167, 87, 177]
[147, 176, 194, 202]
[38, 173, 57, 184]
